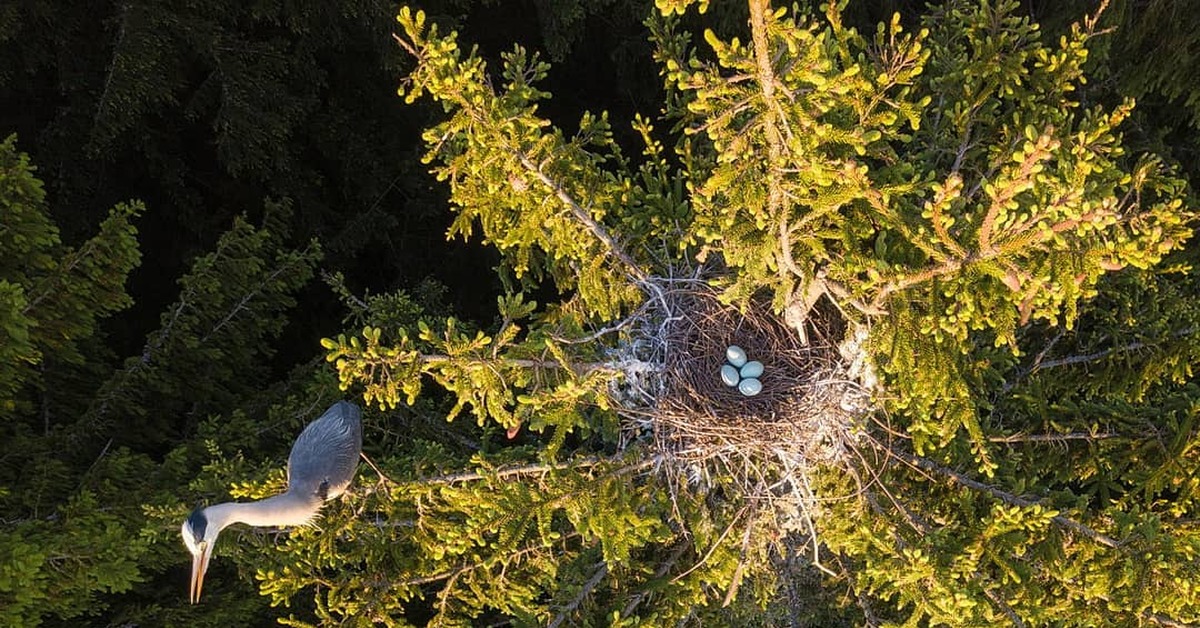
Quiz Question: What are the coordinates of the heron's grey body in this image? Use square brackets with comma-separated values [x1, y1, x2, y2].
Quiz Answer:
[181, 400, 363, 602]
[288, 400, 363, 503]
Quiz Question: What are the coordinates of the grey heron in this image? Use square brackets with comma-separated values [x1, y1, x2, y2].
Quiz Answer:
[180, 400, 363, 603]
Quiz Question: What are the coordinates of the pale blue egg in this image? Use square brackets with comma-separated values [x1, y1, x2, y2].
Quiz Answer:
[739, 360, 763, 379]
[725, 345, 747, 367]
[738, 377, 762, 396]
[720, 364, 740, 387]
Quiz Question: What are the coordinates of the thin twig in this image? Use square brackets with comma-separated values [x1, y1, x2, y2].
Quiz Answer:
[1035, 326, 1198, 371]
[977, 571, 1026, 627]
[1002, 325, 1200, 392]
[671, 505, 749, 583]
[1143, 611, 1196, 628]
[359, 452, 395, 485]
[721, 505, 758, 607]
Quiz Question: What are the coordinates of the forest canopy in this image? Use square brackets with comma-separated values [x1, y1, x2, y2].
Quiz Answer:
[2, 0, 1199, 626]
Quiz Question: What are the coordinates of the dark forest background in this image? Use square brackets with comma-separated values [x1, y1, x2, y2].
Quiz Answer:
[4, 0, 1200, 624]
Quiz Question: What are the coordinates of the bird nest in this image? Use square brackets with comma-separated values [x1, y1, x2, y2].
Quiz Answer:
[610, 270, 873, 538]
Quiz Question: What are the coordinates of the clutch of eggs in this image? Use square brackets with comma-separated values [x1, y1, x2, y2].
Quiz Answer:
[722, 346, 765, 396]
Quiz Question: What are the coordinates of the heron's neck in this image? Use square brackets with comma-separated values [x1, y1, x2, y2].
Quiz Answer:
[206, 491, 322, 531]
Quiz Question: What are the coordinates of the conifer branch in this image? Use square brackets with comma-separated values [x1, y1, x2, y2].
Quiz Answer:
[415, 456, 655, 486]
[515, 152, 646, 282]
[987, 432, 1119, 444]
[876, 201, 1121, 305]
[22, 237, 98, 314]
[886, 447, 1122, 549]
[977, 571, 1026, 627]
[928, 176, 967, 260]
[1032, 325, 1199, 371]
[548, 561, 609, 628]
[978, 133, 1055, 253]
[1002, 325, 1200, 392]
[749, 0, 803, 289]
[620, 540, 691, 619]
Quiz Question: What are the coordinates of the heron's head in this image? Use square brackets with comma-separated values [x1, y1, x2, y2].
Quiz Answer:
[181, 507, 218, 603]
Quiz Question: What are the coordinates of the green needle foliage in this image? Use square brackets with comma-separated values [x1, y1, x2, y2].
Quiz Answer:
[8, 0, 1196, 624]
[0, 135, 142, 416]
[659, 0, 1192, 472]
[0, 136, 145, 624]
[316, 0, 1200, 625]
[0, 136, 331, 625]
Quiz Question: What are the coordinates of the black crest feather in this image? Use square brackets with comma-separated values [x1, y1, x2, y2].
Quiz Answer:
[186, 507, 208, 541]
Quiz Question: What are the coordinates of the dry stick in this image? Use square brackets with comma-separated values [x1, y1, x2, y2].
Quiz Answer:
[721, 506, 759, 607]
[1144, 612, 1195, 628]
[548, 562, 609, 628]
[885, 447, 1121, 549]
[201, 247, 316, 343]
[831, 552, 882, 628]
[670, 505, 750, 584]
[417, 353, 616, 375]
[389, 534, 580, 590]
[797, 469, 837, 575]
[976, 570, 1027, 628]
[392, 32, 418, 56]
[74, 438, 114, 493]
[1033, 325, 1199, 371]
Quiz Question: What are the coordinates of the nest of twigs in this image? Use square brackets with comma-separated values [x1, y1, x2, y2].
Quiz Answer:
[610, 269, 874, 538]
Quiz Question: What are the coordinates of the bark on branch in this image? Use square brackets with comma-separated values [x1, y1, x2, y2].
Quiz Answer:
[548, 562, 609, 628]
[515, 152, 646, 282]
[749, 0, 800, 289]
[886, 447, 1121, 549]
[414, 456, 656, 487]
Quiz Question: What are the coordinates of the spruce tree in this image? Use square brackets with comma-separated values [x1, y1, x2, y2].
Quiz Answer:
[311, 0, 1200, 624]
[13, 0, 1184, 624]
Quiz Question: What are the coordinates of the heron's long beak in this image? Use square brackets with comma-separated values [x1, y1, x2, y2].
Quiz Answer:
[190, 542, 212, 604]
